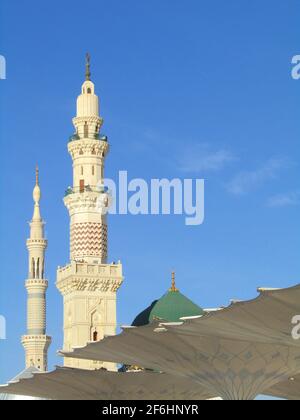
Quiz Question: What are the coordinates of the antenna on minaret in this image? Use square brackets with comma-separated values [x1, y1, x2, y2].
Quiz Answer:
[85, 52, 91, 81]
[36, 164, 39, 186]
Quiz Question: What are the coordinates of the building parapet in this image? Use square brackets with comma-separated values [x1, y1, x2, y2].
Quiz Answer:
[57, 261, 123, 295]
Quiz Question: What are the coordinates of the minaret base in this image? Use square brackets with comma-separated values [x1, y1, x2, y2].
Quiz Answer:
[57, 260, 123, 371]
[21, 335, 51, 372]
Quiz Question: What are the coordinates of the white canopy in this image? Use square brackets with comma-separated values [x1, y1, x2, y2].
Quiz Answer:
[267, 375, 300, 400]
[61, 284, 300, 400]
[0, 366, 213, 400]
[0, 367, 45, 400]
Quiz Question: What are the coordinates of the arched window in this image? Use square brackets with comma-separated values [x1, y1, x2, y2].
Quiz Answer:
[36, 258, 40, 279]
[87, 88, 92, 94]
[79, 179, 85, 193]
[84, 122, 89, 138]
[31, 258, 35, 279]
[93, 331, 98, 342]
[42, 259, 45, 279]
[92, 166, 95, 176]
[81, 166, 84, 176]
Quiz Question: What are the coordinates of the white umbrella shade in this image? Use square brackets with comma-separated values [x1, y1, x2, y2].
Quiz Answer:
[0, 366, 214, 400]
[61, 284, 300, 400]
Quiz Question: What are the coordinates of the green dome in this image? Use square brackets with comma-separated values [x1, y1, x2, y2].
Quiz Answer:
[132, 289, 204, 326]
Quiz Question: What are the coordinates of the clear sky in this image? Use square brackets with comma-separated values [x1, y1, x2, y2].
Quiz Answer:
[0, 0, 299, 386]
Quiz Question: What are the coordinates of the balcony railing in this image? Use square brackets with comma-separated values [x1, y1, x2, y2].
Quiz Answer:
[69, 133, 108, 142]
[64, 185, 108, 196]
[69, 134, 80, 142]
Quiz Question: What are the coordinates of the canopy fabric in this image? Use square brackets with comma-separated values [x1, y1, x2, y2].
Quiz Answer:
[0, 366, 214, 400]
[266, 375, 300, 400]
[0, 367, 45, 401]
[62, 284, 300, 400]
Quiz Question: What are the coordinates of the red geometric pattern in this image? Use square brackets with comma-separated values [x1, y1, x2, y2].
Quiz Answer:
[70, 222, 107, 260]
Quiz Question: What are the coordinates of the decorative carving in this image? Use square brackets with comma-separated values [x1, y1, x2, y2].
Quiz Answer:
[73, 116, 103, 126]
[64, 192, 104, 215]
[68, 139, 109, 159]
[70, 222, 107, 261]
[56, 267, 123, 295]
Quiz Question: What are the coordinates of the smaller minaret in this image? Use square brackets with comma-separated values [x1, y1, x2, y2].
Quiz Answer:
[22, 167, 51, 371]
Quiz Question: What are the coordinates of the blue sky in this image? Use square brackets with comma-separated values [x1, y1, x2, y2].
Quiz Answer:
[0, 0, 299, 386]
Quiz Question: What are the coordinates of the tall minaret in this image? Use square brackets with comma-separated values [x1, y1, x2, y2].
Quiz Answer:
[22, 167, 51, 371]
[57, 55, 123, 370]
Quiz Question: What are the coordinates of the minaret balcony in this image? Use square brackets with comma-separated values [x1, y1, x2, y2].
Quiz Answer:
[69, 134, 80, 142]
[64, 185, 108, 197]
[69, 133, 108, 142]
[26, 238, 48, 249]
[25, 279, 48, 291]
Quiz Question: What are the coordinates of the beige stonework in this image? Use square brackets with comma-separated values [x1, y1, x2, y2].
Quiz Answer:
[57, 63, 123, 370]
[22, 168, 51, 372]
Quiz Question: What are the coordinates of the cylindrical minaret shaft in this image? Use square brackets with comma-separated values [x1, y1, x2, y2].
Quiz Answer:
[65, 59, 109, 263]
[22, 167, 51, 371]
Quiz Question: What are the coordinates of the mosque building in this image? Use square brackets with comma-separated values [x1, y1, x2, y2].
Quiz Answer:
[1, 56, 299, 401]
[0, 56, 203, 400]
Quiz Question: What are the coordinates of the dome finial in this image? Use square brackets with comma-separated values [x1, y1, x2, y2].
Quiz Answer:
[170, 271, 179, 292]
[85, 52, 91, 81]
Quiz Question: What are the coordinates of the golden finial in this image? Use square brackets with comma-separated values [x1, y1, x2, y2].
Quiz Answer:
[170, 271, 179, 292]
[85, 52, 91, 81]
[35, 165, 39, 186]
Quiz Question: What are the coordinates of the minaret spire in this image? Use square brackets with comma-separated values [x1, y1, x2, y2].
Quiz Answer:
[85, 52, 91, 81]
[32, 165, 42, 221]
[22, 167, 51, 371]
